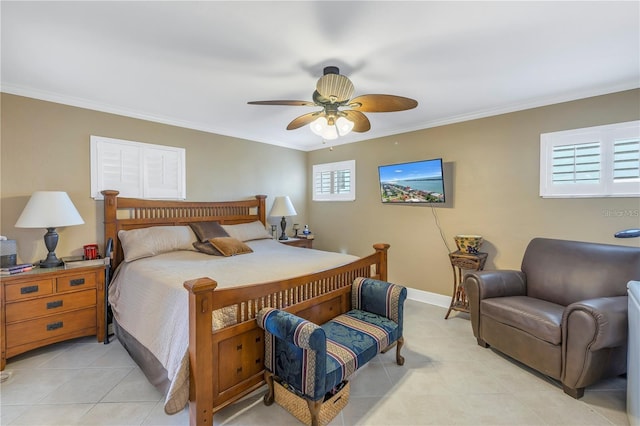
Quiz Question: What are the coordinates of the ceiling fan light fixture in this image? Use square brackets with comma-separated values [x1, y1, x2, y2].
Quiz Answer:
[336, 116, 354, 136]
[310, 116, 328, 136]
[310, 116, 353, 140]
[309, 116, 338, 140]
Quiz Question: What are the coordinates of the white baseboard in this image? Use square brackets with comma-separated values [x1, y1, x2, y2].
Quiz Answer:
[406, 287, 451, 309]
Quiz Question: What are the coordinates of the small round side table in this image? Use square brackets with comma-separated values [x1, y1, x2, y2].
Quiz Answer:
[445, 251, 488, 319]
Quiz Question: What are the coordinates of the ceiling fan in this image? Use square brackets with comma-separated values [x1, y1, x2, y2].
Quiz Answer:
[248, 66, 418, 140]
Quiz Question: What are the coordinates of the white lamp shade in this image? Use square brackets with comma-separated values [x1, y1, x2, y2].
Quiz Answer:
[15, 191, 84, 228]
[269, 196, 297, 217]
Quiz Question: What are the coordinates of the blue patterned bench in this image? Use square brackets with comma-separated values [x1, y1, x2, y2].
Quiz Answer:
[257, 277, 407, 426]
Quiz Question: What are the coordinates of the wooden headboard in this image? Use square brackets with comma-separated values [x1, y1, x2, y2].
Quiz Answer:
[102, 190, 267, 270]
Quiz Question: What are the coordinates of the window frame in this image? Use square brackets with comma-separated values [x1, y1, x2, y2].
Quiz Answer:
[540, 120, 639, 198]
[312, 160, 356, 202]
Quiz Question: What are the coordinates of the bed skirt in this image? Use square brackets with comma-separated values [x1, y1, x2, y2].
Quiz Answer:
[113, 320, 178, 411]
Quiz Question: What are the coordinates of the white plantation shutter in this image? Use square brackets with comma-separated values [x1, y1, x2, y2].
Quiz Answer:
[91, 136, 186, 200]
[313, 160, 356, 201]
[143, 146, 184, 199]
[540, 121, 640, 198]
[613, 138, 640, 182]
[551, 142, 600, 184]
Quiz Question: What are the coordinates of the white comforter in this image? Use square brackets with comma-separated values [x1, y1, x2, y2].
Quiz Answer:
[108, 239, 358, 413]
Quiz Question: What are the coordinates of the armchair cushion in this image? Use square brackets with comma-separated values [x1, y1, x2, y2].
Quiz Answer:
[481, 296, 564, 344]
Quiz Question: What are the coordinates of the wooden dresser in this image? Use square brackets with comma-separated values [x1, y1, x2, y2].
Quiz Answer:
[0, 265, 105, 370]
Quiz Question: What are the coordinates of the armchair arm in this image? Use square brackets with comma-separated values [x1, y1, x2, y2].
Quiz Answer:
[352, 277, 407, 335]
[561, 296, 628, 390]
[463, 270, 526, 341]
[256, 308, 327, 400]
[562, 296, 628, 351]
[464, 270, 527, 300]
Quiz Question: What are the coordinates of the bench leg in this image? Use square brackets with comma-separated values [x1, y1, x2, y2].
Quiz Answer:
[263, 371, 275, 406]
[307, 398, 323, 426]
[396, 337, 405, 365]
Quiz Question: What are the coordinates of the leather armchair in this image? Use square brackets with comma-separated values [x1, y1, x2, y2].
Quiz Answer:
[463, 238, 640, 398]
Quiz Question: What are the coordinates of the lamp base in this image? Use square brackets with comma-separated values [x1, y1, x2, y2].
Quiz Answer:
[39, 253, 63, 268]
[279, 216, 289, 240]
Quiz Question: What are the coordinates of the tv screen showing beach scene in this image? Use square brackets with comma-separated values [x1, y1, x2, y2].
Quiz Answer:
[378, 158, 445, 204]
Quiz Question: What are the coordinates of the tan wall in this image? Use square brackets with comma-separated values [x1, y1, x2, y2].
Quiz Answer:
[1, 94, 307, 263]
[2, 91, 639, 296]
[308, 89, 640, 296]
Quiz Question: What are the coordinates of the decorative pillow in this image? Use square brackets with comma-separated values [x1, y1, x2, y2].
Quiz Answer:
[189, 221, 229, 242]
[208, 237, 253, 257]
[221, 221, 272, 242]
[118, 226, 197, 262]
[192, 241, 223, 256]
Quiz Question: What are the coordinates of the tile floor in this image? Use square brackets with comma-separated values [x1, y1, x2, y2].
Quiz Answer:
[0, 300, 630, 425]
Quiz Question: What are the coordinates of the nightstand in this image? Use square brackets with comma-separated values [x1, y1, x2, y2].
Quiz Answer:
[279, 237, 313, 249]
[0, 264, 106, 370]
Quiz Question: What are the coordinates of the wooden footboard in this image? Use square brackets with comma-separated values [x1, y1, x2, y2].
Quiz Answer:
[101, 190, 388, 426]
[184, 244, 389, 426]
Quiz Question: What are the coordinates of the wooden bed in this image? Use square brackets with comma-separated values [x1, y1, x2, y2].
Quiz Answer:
[102, 190, 389, 426]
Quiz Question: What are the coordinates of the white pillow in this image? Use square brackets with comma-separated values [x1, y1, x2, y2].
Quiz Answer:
[221, 221, 272, 242]
[118, 226, 197, 262]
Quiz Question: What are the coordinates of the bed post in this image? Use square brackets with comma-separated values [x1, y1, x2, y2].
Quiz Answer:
[255, 194, 267, 225]
[373, 243, 390, 281]
[102, 191, 119, 245]
[184, 277, 218, 426]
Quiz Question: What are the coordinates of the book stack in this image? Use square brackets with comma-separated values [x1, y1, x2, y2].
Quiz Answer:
[62, 256, 108, 269]
[298, 233, 315, 240]
[0, 263, 34, 275]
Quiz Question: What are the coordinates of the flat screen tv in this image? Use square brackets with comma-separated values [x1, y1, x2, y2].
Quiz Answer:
[378, 158, 445, 204]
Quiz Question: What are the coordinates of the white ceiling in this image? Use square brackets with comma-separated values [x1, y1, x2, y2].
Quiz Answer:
[2, 1, 639, 151]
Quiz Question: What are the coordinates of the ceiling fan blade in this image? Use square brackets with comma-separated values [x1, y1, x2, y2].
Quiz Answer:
[348, 94, 418, 112]
[342, 110, 371, 132]
[287, 111, 324, 130]
[248, 100, 316, 107]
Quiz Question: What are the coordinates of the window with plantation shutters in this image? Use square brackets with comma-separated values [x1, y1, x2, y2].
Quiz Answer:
[540, 121, 639, 198]
[313, 160, 356, 201]
[90, 136, 186, 200]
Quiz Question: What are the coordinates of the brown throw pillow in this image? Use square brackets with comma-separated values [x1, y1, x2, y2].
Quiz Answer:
[192, 241, 223, 256]
[189, 221, 229, 242]
[208, 237, 253, 257]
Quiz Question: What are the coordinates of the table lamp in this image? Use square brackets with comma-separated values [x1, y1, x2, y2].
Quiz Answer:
[269, 196, 297, 240]
[15, 191, 84, 267]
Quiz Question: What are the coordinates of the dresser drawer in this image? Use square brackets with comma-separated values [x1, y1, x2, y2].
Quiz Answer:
[6, 307, 97, 349]
[5, 289, 97, 323]
[56, 272, 96, 292]
[4, 278, 54, 302]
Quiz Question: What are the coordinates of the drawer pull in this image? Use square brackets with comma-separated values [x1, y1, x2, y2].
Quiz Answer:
[69, 278, 85, 286]
[47, 321, 63, 331]
[20, 285, 39, 294]
[47, 300, 63, 309]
